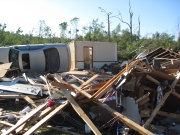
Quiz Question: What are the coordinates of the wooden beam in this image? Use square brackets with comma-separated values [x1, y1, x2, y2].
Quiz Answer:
[71, 84, 92, 99]
[136, 92, 150, 106]
[157, 111, 180, 119]
[51, 81, 74, 90]
[0, 121, 14, 127]
[15, 106, 54, 134]
[95, 101, 154, 135]
[61, 88, 102, 135]
[92, 60, 138, 99]
[23, 96, 37, 108]
[88, 81, 107, 91]
[162, 69, 180, 74]
[23, 101, 68, 135]
[80, 74, 99, 88]
[0, 63, 12, 77]
[150, 70, 175, 81]
[172, 91, 180, 99]
[145, 75, 160, 85]
[70, 75, 85, 84]
[2, 103, 47, 135]
[143, 73, 180, 129]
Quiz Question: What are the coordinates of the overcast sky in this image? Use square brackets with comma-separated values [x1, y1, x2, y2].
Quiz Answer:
[0, 0, 180, 39]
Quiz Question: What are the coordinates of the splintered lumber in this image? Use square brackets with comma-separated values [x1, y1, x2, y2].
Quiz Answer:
[51, 81, 74, 90]
[23, 96, 37, 108]
[0, 121, 14, 127]
[136, 92, 150, 106]
[143, 73, 180, 129]
[61, 88, 102, 135]
[150, 69, 175, 81]
[2, 103, 47, 135]
[23, 101, 68, 135]
[88, 81, 107, 91]
[69, 75, 85, 84]
[95, 101, 154, 135]
[71, 84, 92, 99]
[0, 62, 12, 77]
[79, 74, 99, 88]
[157, 111, 180, 119]
[92, 60, 137, 99]
[145, 75, 160, 85]
[15, 106, 54, 134]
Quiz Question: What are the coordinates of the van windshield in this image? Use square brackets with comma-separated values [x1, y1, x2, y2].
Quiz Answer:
[9, 49, 19, 69]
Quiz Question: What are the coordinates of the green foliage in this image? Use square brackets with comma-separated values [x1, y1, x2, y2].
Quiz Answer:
[0, 21, 178, 60]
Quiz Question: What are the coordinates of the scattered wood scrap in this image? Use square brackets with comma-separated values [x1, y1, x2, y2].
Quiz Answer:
[1, 47, 180, 135]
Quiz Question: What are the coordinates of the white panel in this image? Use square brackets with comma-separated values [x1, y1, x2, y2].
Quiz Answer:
[76, 62, 84, 69]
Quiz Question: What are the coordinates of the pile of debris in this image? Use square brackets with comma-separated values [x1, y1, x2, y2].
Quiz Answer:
[0, 47, 180, 135]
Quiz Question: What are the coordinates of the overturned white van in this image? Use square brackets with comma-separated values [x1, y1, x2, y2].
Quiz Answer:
[0, 43, 71, 73]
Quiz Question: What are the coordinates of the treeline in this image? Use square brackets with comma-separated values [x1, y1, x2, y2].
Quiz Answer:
[0, 19, 180, 60]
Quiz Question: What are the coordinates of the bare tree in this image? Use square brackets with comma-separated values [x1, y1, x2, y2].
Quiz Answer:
[70, 17, 80, 39]
[99, 7, 112, 42]
[116, 0, 133, 45]
[138, 16, 141, 38]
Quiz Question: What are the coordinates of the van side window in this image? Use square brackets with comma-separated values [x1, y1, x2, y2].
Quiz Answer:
[22, 53, 30, 69]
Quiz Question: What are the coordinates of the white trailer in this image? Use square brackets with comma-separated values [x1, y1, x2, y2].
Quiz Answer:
[69, 41, 118, 70]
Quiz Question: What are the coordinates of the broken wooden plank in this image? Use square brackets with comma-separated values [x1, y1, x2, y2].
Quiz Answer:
[157, 111, 180, 119]
[61, 88, 102, 135]
[23, 96, 37, 108]
[71, 84, 92, 99]
[88, 81, 107, 91]
[95, 101, 154, 135]
[69, 75, 85, 84]
[136, 92, 150, 106]
[2, 103, 47, 135]
[143, 73, 180, 129]
[23, 101, 68, 135]
[79, 74, 99, 88]
[161, 69, 180, 74]
[172, 91, 180, 99]
[0, 63, 12, 77]
[15, 106, 54, 134]
[0, 121, 14, 127]
[145, 75, 160, 85]
[51, 81, 74, 90]
[92, 60, 138, 99]
[150, 69, 175, 81]
[140, 110, 151, 118]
